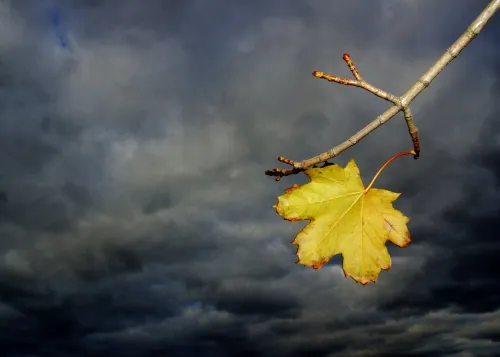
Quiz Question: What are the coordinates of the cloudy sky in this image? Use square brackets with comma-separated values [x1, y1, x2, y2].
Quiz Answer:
[0, 0, 499, 356]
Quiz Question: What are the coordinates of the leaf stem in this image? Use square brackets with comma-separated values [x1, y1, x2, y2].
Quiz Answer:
[364, 150, 415, 192]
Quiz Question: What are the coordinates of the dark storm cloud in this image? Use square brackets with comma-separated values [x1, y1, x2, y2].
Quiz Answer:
[0, 0, 499, 356]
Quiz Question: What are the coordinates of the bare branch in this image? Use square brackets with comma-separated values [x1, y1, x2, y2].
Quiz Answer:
[266, 0, 500, 181]
[313, 54, 400, 104]
[403, 107, 420, 159]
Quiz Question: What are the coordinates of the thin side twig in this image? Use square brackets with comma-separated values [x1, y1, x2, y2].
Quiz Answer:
[266, 0, 500, 181]
[403, 107, 420, 159]
[313, 53, 420, 157]
[312, 53, 401, 104]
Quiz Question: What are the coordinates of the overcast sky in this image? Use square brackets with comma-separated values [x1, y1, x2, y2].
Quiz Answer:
[0, 0, 499, 356]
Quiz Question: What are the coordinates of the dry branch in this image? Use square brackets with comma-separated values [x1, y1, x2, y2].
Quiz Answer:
[266, 0, 500, 181]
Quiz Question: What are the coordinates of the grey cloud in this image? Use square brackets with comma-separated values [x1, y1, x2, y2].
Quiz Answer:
[0, 0, 499, 356]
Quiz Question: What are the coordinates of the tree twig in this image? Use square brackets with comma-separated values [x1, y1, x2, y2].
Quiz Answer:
[266, 0, 500, 181]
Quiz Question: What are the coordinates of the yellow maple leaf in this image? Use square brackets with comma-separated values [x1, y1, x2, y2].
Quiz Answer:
[274, 152, 413, 284]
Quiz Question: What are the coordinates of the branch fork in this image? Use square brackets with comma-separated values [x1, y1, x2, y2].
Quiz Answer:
[314, 53, 421, 157]
[266, 0, 500, 181]
[266, 52, 419, 181]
